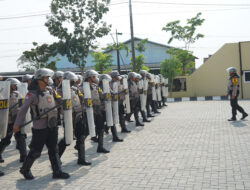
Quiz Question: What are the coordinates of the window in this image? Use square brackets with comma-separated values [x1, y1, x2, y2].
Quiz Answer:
[171, 78, 187, 92]
[244, 71, 250, 83]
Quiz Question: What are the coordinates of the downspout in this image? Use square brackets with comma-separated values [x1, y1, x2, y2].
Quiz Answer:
[238, 42, 244, 99]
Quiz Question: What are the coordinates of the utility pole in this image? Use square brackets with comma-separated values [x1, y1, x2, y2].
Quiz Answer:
[129, 0, 136, 72]
[116, 29, 122, 73]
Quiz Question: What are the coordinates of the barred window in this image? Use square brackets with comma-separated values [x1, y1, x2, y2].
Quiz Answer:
[244, 71, 250, 82]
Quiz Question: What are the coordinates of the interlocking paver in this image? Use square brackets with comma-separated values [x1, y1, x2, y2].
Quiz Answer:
[0, 101, 250, 189]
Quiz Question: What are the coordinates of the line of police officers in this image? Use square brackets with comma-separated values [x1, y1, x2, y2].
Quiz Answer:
[0, 68, 168, 179]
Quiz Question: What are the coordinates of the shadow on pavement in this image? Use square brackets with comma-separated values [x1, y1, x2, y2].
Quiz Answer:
[230, 120, 248, 127]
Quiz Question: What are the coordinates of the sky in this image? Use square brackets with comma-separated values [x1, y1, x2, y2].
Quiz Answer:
[0, 0, 250, 72]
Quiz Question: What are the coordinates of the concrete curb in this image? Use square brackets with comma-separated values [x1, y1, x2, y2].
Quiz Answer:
[166, 96, 229, 102]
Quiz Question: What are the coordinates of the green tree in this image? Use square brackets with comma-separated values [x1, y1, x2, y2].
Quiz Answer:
[104, 42, 129, 56]
[173, 49, 195, 76]
[130, 39, 149, 72]
[160, 48, 182, 96]
[92, 51, 113, 74]
[162, 12, 205, 50]
[45, 0, 111, 74]
[17, 42, 58, 71]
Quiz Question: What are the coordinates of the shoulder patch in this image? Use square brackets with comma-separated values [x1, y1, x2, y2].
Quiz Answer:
[98, 87, 103, 93]
[25, 92, 31, 99]
[232, 78, 238, 86]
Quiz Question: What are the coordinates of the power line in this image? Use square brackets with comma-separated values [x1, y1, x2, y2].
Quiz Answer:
[0, 13, 49, 20]
[111, 7, 250, 17]
[0, 54, 20, 58]
[109, 2, 128, 6]
[0, 25, 45, 32]
[133, 1, 250, 7]
[0, 2, 127, 20]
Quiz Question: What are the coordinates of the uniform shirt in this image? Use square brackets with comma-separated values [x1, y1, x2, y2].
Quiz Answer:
[14, 90, 47, 130]
[128, 79, 139, 100]
[90, 83, 104, 114]
[110, 80, 119, 102]
[148, 82, 153, 95]
[118, 80, 126, 102]
[227, 74, 240, 97]
[15, 88, 60, 130]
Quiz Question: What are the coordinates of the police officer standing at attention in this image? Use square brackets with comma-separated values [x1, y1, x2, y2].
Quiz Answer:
[52, 71, 64, 90]
[145, 73, 155, 118]
[85, 70, 110, 153]
[117, 74, 131, 133]
[0, 78, 27, 163]
[139, 70, 151, 122]
[109, 71, 125, 139]
[22, 74, 33, 86]
[13, 68, 69, 180]
[226, 67, 248, 121]
[127, 72, 144, 126]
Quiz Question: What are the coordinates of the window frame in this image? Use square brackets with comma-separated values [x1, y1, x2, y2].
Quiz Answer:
[244, 71, 250, 83]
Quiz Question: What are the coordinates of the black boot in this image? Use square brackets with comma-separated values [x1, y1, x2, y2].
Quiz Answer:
[18, 135, 27, 163]
[241, 113, 248, 120]
[228, 117, 236, 121]
[120, 118, 131, 133]
[0, 143, 7, 163]
[0, 170, 4, 177]
[142, 111, 151, 122]
[152, 101, 160, 114]
[58, 139, 67, 158]
[104, 125, 110, 134]
[0, 155, 4, 163]
[158, 101, 162, 109]
[97, 130, 110, 153]
[147, 113, 154, 117]
[50, 152, 70, 179]
[135, 111, 144, 126]
[111, 126, 123, 142]
[20, 154, 36, 180]
[90, 136, 98, 143]
[125, 114, 133, 122]
[77, 137, 91, 166]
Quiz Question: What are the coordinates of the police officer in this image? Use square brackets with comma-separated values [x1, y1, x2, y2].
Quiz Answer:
[145, 73, 155, 117]
[52, 71, 64, 90]
[226, 67, 248, 121]
[22, 74, 33, 86]
[85, 70, 110, 153]
[117, 74, 131, 133]
[58, 71, 91, 165]
[159, 74, 167, 107]
[139, 70, 151, 122]
[76, 75, 83, 87]
[13, 68, 69, 180]
[0, 78, 27, 163]
[127, 72, 144, 126]
[109, 71, 126, 138]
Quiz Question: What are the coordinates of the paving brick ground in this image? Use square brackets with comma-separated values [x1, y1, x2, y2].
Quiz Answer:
[0, 100, 250, 190]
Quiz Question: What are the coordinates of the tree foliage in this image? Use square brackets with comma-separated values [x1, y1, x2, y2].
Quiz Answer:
[104, 42, 129, 56]
[172, 49, 195, 76]
[92, 51, 113, 74]
[162, 12, 205, 49]
[130, 39, 149, 72]
[17, 42, 59, 71]
[160, 48, 182, 95]
[45, 0, 111, 73]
